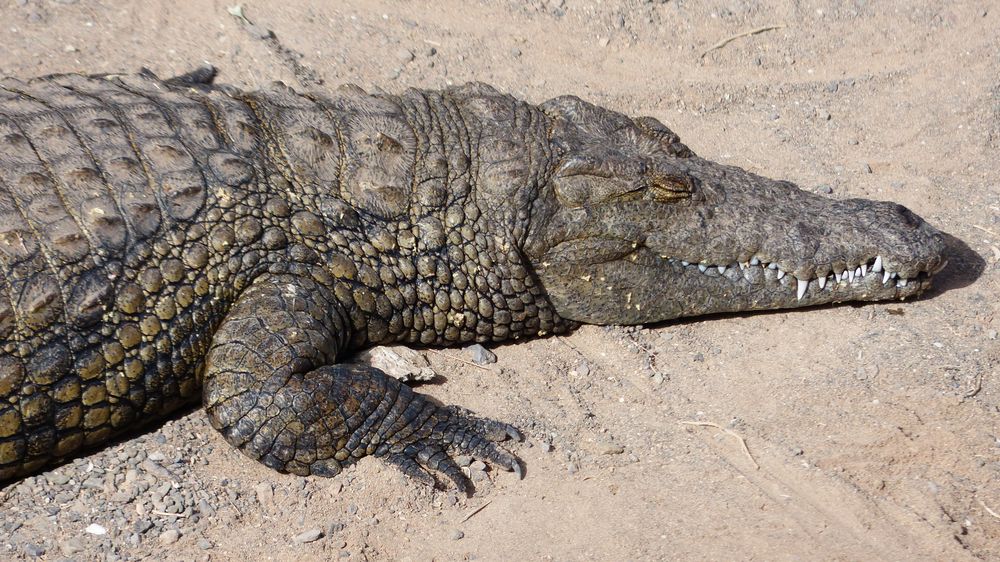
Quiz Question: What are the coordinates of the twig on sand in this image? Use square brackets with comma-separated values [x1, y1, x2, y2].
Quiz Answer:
[980, 500, 1000, 520]
[460, 500, 493, 523]
[680, 421, 760, 470]
[425, 348, 492, 371]
[972, 224, 998, 238]
[701, 25, 786, 58]
[151, 510, 187, 518]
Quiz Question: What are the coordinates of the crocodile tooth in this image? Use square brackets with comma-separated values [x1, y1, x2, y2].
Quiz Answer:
[796, 278, 809, 300]
[681, 261, 690, 266]
[776, 270, 785, 280]
[738, 262, 747, 270]
[817, 276, 827, 290]
[698, 264, 708, 273]
[855, 267, 863, 279]
[860, 264, 867, 277]
[768, 263, 778, 270]
[848, 268, 855, 283]
[717, 265, 727, 275]
[882, 270, 891, 284]
[898, 278, 908, 287]
[750, 257, 760, 266]
[872, 255, 883, 272]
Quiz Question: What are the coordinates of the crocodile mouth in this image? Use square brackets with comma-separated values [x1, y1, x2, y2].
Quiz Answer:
[653, 253, 947, 304]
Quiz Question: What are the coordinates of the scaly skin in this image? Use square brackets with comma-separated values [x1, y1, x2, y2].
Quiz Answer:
[0, 69, 946, 490]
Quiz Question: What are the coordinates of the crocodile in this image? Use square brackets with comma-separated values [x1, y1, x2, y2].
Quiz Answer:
[0, 68, 946, 491]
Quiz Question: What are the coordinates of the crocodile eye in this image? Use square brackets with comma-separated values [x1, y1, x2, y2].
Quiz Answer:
[648, 174, 693, 202]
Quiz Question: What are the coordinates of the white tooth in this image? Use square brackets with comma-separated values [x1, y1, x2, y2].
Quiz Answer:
[750, 257, 760, 266]
[898, 278, 908, 287]
[739, 262, 747, 270]
[797, 278, 809, 300]
[872, 255, 883, 272]
[698, 264, 708, 273]
[817, 276, 827, 290]
[777, 270, 785, 280]
[768, 263, 778, 270]
[860, 264, 867, 277]
[882, 270, 891, 284]
[717, 265, 727, 275]
[848, 268, 855, 282]
[681, 261, 690, 266]
[855, 267, 863, 279]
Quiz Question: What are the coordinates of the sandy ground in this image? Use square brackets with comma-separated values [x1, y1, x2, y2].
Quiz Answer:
[1, 0, 998, 560]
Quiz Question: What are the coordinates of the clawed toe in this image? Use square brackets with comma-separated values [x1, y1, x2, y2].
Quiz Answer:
[381, 405, 524, 493]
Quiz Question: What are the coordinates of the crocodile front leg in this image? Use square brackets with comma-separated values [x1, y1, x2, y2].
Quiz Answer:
[201, 272, 521, 493]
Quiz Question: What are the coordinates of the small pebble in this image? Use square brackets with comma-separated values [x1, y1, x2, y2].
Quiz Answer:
[85, 523, 108, 535]
[861, 162, 873, 174]
[292, 529, 324, 544]
[567, 462, 579, 474]
[46, 472, 71, 486]
[254, 482, 273, 504]
[816, 184, 833, 194]
[197, 538, 214, 550]
[600, 442, 625, 455]
[987, 329, 997, 340]
[24, 544, 45, 557]
[598, 37, 610, 47]
[451, 530, 465, 540]
[158, 529, 180, 545]
[510, 47, 522, 58]
[60, 539, 84, 556]
[395, 48, 414, 63]
[817, 109, 831, 121]
[467, 344, 497, 365]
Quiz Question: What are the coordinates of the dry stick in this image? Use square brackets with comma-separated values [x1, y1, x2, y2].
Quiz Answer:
[680, 421, 760, 470]
[980, 500, 1000, 520]
[701, 25, 786, 58]
[151, 510, 187, 518]
[972, 224, 998, 238]
[459, 500, 493, 524]
[424, 348, 492, 371]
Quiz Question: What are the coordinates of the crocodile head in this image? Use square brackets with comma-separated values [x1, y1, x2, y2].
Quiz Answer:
[524, 96, 947, 324]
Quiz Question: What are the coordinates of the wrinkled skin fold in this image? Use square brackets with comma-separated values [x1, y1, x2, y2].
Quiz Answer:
[0, 70, 945, 490]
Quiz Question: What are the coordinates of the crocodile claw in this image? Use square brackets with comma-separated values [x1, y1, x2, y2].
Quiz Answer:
[379, 401, 523, 494]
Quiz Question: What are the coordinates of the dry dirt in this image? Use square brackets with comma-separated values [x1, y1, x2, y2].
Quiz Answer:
[1, 0, 998, 560]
